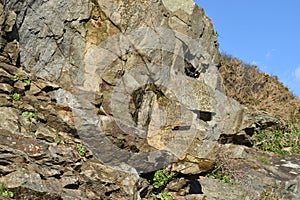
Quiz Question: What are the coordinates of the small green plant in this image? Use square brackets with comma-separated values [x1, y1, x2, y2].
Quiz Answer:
[253, 122, 300, 155]
[151, 169, 175, 189]
[23, 79, 31, 87]
[213, 30, 219, 37]
[22, 111, 39, 120]
[13, 74, 19, 82]
[12, 92, 21, 101]
[54, 134, 61, 145]
[77, 144, 87, 157]
[275, 115, 281, 120]
[254, 130, 289, 155]
[145, 192, 154, 200]
[0, 184, 14, 198]
[207, 170, 232, 183]
[205, 147, 242, 184]
[156, 192, 173, 200]
[55, 138, 61, 145]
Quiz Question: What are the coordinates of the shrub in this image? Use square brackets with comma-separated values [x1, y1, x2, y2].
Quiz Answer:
[252, 122, 300, 155]
[206, 147, 245, 184]
[151, 169, 175, 189]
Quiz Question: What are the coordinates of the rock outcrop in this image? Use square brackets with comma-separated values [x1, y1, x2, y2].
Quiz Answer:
[0, 0, 299, 199]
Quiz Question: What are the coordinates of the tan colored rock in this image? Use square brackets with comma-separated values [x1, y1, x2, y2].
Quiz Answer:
[0, 67, 13, 83]
[13, 80, 25, 91]
[3, 40, 19, 65]
[162, 0, 195, 15]
[2, 0, 297, 199]
[0, 94, 11, 106]
[0, 83, 13, 93]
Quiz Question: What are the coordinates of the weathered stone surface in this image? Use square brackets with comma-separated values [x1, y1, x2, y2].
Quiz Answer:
[0, 107, 20, 133]
[197, 144, 300, 199]
[0, 83, 13, 93]
[5, 0, 92, 84]
[198, 176, 254, 199]
[0, 67, 13, 83]
[0, 0, 299, 199]
[162, 145, 300, 200]
[0, 94, 11, 106]
[80, 160, 139, 199]
[76, 0, 249, 176]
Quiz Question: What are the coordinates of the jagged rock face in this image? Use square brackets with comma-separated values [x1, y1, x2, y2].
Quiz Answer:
[1, 0, 299, 199]
[5, 0, 240, 174]
[7, 0, 220, 86]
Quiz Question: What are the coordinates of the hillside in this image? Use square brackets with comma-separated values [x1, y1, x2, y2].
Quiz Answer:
[219, 53, 300, 127]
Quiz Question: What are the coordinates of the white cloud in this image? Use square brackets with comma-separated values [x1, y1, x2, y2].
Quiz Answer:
[295, 66, 300, 82]
[265, 49, 276, 59]
[251, 61, 258, 65]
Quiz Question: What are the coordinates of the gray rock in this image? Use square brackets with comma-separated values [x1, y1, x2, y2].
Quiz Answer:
[1, 0, 299, 199]
[198, 176, 253, 200]
[5, 0, 92, 84]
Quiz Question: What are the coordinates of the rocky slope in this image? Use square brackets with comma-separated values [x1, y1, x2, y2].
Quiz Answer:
[0, 0, 299, 199]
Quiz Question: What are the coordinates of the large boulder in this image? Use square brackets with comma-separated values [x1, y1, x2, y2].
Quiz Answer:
[4, 0, 243, 174]
[2, 0, 297, 199]
[1, 0, 249, 174]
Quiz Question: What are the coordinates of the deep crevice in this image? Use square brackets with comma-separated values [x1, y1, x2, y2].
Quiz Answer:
[191, 110, 214, 122]
[218, 134, 252, 147]
[104, 188, 120, 197]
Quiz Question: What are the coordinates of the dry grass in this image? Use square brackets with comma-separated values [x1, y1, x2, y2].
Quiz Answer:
[218, 53, 300, 127]
[209, 146, 245, 183]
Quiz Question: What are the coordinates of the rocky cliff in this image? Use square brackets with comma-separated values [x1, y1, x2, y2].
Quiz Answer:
[0, 0, 299, 199]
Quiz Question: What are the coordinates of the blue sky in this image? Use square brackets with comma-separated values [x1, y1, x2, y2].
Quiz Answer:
[195, 0, 300, 97]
